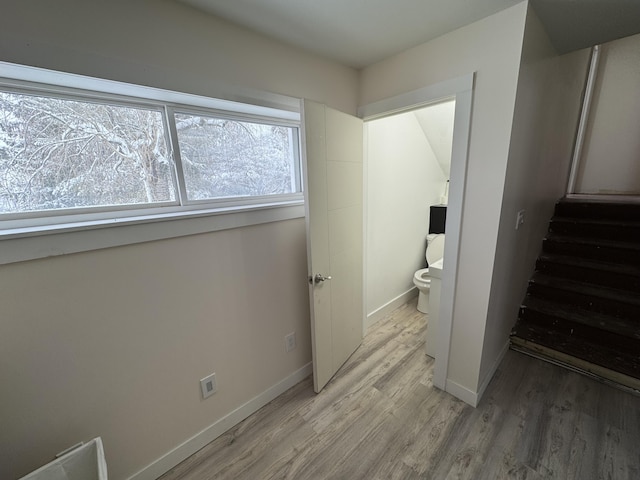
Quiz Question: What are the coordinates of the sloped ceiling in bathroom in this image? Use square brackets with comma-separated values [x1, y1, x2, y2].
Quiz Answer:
[413, 100, 455, 179]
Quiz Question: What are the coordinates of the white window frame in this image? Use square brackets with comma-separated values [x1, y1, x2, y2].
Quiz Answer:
[166, 105, 303, 207]
[0, 62, 304, 265]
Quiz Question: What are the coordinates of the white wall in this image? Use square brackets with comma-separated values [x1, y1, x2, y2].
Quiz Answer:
[360, 2, 528, 395]
[479, 6, 590, 391]
[414, 101, 456, 179]
[0, 1, 358, 479]
[0, 0, 358, 114]
[1, 221, 310, 478]
[365, 109, 448, 320]
[576, 32, 640, 194]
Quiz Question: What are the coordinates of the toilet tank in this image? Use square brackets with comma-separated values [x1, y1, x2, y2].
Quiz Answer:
[426, 234, 445, 265]
[429, 205, 447, 234]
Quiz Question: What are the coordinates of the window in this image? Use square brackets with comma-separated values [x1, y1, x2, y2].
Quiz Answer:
[0, 71, 302, 231]
[174, 112, 300, 201]
[0, 91, 175, 214]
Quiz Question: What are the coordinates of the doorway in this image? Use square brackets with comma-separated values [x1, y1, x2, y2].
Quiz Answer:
[358, 74, 473, 390]
[364, 99, 455, 328]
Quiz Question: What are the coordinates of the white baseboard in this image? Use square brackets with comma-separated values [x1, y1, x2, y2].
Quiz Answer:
[127, 363, 313, 480]
[445, 378, 479, 407]
[445, 341, 509, 408]
[476, 340, 510, 403]
[365, 287, 418, 332]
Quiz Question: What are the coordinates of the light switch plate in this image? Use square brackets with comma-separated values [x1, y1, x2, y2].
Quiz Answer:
[516, 209, 525, 230]
[200, 373, 217, 399]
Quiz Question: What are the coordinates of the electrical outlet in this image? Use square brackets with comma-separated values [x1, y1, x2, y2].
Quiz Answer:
[200, 373, 217, 399]
[285, 332, 296, 352]
[515, 209, 525, 230]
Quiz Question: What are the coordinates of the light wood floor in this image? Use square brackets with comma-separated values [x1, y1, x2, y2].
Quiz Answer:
[160, 299, 640, 479]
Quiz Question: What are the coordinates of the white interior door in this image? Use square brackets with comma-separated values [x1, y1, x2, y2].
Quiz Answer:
[302, 100, 364, 393]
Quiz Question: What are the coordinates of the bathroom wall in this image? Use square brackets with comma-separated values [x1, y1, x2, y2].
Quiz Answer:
[0, 1, 358, 479]
[480, 5, 589, 393]
[414, 101, 456, 179]
[365, 104, 453, 325]
[575, 32, 640, 194]
[360, 1, 528, 397]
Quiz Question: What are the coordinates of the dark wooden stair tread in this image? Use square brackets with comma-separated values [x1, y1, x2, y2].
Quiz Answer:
[530, 272, 640, 306]
[510, 338, 640, 392]
[521, 296, 640, 340]
[545, 234, 640, 251]
[535, 254, 640, 293]
[511, 322, 640, 383]
[549, 216, 640, 243]
[555, 198, 640, 221]
[551, 216, 640, 228]
[538, 253, 640, 277]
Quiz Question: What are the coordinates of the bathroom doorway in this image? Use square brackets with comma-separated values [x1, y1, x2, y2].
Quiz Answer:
[364, 99, 455, 330]
[359, 74, 473, 390]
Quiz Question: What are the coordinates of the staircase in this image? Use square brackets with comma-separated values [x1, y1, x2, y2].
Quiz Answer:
[510, 196, 640, 392]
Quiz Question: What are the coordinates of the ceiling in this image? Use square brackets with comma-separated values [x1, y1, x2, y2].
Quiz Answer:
[179, 0, 640, 69]
[531, 0, 640, 55]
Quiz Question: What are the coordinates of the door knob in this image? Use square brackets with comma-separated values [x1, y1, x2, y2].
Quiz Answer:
[313, 273, 332, 284]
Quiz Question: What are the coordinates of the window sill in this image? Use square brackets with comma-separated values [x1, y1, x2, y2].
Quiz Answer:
[0, 201, 305, 265]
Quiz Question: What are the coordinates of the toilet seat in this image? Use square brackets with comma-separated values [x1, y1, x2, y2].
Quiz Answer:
[413, 268, 431, 287]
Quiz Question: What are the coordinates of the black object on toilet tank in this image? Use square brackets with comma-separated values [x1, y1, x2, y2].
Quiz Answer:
[429, 205, 447, 234]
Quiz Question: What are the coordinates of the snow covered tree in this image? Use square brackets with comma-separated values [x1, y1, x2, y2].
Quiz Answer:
[0, 91, 174, 213]
[175, 113, 296, 200]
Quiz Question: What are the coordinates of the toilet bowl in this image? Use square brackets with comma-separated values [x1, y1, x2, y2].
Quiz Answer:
[413, 268, 431, 312]
[413, 234, 445, 313]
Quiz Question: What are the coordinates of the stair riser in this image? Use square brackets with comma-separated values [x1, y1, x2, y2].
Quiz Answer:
[511, 322, 640, 381]
[535, 260, 640, 292]
[555, 202, 640, 221]
[517, 308, 640, 349]
[511, 332, 640, 386]
[543, 239, 640, 265]
[527, 282, 640, 320]
[549, 221, 640, 243]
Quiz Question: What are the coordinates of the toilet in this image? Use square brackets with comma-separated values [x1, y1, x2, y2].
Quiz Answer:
[413, 234, 445, 313]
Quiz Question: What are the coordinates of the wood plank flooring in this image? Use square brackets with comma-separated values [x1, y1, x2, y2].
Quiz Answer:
[159, 299, 640, 480]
